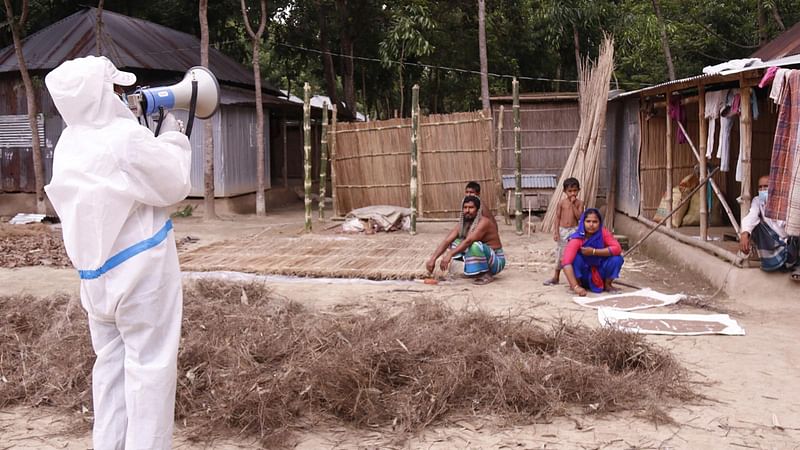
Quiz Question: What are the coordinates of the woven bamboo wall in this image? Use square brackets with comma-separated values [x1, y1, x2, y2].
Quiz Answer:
[418, 112, 496, 218]
[332, 118, 412, 215]
[639, 95, 777, 221]
[332, 112, 496, 218]
[493, 101, 609, 195]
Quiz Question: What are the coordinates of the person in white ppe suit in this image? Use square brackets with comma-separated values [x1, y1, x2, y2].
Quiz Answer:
[44, 55, 191, 450]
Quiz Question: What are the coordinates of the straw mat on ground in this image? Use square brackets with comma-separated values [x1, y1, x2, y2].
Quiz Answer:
[0, 223, 71, 268]
[1, 281, 698, 446]
[180, 233, 431, 280]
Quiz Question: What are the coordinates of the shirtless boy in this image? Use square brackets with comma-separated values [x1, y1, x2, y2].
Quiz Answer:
[543, 177, 583, 285]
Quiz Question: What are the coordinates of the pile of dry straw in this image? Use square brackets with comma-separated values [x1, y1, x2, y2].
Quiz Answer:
[1, 280, 697, 445]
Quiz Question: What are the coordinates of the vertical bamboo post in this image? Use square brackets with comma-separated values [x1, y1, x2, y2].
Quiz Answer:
[303, 82, 312, 232]
[513, 78, 522, 235]
[739, 86, 753, 221]
[698, 85, 708, 240]
[282, 118, 288, 189]
[319, 102, 329, 220]
[410, 84, 420, 235]
[331, 105, 338, 217]
[497, 105, 510, 225]
[665, 90, 673, 229]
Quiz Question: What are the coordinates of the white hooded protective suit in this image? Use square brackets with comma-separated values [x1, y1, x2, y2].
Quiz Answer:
[44, 56, 191, 450]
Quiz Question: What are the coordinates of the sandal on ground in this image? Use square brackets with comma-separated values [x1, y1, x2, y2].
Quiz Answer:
[791, 269, 800, 282]
[542, 279, 558, 286]
[605, 287, 622, 294]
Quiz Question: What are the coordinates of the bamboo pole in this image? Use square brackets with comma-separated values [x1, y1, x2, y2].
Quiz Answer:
[416, 86, 424, 219]
[513, 78, 522, 235]
[282, 118, 288, 189]
[739, 86, 753, 221]
[697, 85, 708, 240]
[303, 82, 312, 232]
[319, 102, 329, 220]
[635, 216, 742, 266]
[665, 89, 673, 229]
[626, 167, 720, 256]
[497, 105, 511, 225]
[410, 84, 419, 235]
[675, 121, 741, 234]
[331, 105, 339, 217]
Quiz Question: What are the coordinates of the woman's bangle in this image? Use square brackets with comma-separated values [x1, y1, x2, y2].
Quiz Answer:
[592, 248, 596, 255]
[572, 284, 581, 290]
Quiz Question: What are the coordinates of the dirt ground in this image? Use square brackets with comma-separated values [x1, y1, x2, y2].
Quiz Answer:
[1, 205, 799, 449]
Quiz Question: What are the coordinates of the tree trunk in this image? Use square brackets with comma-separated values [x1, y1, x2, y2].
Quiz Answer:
[199, 0, 217, 219]
[4, 0, 45, 214]
[318, 5, 339, 108]
[651, 0, 676, 80]
[478, 0, 490, 113]
[770, 2, 786, 30]
[241, 0, 267, 216]
[757, 0, 768, 46]
[398, 47, 405, 117]
[572, 24, 581, 76]
[335, 0, 356, 117]
[95, 0, 105, 54]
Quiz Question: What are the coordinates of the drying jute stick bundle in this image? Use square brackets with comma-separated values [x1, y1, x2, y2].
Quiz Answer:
[541, 36, 615, 233]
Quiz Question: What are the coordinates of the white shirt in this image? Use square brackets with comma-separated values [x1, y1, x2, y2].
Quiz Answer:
[741, 195, 787, 240]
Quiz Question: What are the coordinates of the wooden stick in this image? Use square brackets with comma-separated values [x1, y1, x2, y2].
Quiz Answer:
[675, 121, 741, 234]
[666, 89, 673, 229]
[635, 215, 743, 267]
[318, 102, 329, 220]
[303, 83, 312, 232]
[625, 167, 720, 257]
[410, 85, 419, 235]
[331, 105, 338, 217]
[497, 105, 511, 225]
[513, 78, 523, 235]
[698, 85, 708, 240]
[282, 118, 288, 189]
[739, 86, 753, 221]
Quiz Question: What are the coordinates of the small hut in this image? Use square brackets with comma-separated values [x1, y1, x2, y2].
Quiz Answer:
[0, 7, 315, 214]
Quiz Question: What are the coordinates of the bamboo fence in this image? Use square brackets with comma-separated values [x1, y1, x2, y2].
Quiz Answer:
[331, 111, 496, 219]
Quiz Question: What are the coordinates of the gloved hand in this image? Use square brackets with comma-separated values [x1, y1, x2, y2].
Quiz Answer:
[159, 112, 184, 134]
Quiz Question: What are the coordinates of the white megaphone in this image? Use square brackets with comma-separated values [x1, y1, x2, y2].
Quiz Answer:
[128, 66, 220, 120]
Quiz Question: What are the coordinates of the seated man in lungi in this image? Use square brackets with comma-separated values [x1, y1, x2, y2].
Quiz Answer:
[426, 195, 505, 284]
[739, 175, 800, 280]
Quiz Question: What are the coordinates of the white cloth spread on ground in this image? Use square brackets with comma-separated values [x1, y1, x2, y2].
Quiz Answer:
[572, 288, 684, 311]
[598, 309, 745, 336]
[344, 205, 413, 232]
[44, 55, 191, 450]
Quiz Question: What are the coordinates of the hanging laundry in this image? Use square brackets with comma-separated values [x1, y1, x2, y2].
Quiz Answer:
[704, 90, 727, 159]
[668, 94, 688, 145]
[759, 66, 778, 88]
[766, 69, 800, 226]
[770, 68, 789, 104]
[751, 89, 759, 120]
[702, 58, 762, 75]
[717, 116, 735, 172]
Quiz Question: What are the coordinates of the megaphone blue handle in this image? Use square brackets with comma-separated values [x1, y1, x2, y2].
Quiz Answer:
[142, 88, 176, 116]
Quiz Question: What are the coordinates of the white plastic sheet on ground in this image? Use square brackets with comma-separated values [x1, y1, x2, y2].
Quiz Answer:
[573, 288, 684, 311]
[598, 308, 745, 336]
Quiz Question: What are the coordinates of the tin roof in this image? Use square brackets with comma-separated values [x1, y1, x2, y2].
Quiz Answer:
[0, 7, 281, 94]
[502, 174, 557, 190]
[752, 20, 800, 60]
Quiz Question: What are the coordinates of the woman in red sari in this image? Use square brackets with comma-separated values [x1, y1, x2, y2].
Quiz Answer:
[561, 208, 624, 296]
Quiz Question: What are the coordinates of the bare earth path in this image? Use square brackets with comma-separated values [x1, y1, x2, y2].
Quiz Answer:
[1, 207, 799, 449]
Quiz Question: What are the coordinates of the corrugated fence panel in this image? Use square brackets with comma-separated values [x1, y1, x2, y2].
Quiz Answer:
[0, 114, 50, 193]
[610, 97, 641, 217]
[218, 105, 271, 197]
[419, 112, 496, 218]
[333, 118, 412, 214]
[185, 111, 223, 197]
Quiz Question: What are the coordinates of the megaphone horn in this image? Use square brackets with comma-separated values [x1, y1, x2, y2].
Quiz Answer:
[134, 66, 220, 119]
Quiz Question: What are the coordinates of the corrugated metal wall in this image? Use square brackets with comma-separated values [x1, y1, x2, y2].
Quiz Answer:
[606, 97, 641, 217]
[184, 106, 270, 198]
